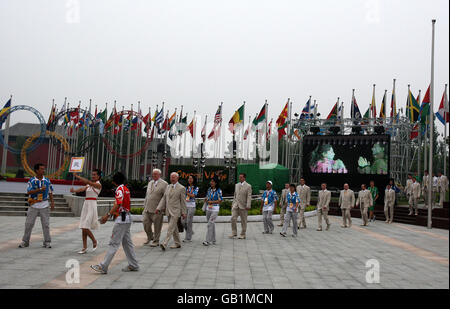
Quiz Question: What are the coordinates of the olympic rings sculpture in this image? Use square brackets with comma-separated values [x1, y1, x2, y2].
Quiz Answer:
[0, 105, 46, 154]
[102, 110, 152, 159]
[21, 130, 70, 179]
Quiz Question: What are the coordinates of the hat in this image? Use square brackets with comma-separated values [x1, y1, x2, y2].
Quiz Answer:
[267, 180, 273, 185]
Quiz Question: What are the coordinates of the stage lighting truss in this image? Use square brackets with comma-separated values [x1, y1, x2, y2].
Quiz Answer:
[285, 116, 415, 186]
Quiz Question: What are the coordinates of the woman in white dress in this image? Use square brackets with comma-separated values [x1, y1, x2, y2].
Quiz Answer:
[70, 169, 102, 254]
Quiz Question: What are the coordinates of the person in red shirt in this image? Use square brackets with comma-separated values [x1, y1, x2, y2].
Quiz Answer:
[90, 172, 139, 274]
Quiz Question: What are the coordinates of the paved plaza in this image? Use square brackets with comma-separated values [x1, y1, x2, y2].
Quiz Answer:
[0, 214, 448, 289]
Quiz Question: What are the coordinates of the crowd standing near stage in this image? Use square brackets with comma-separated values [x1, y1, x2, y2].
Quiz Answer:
[16, 164, 449, 275]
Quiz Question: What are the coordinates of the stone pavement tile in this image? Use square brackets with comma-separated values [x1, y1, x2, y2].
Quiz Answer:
[0, 216, 448, 289]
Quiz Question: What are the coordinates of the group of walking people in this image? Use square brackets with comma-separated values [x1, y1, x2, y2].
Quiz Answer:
[405, 171, 449, 216]
[17, 162, 449, 275]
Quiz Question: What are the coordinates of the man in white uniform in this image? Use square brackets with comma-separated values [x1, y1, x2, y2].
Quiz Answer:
[356, 184, 373, 227]
[296, 178, 311, 229]
[409, 177, 421, 216]
[422, 170, 430, 207]
[437, 172, 449, 207]
[384, 184, 396, 224]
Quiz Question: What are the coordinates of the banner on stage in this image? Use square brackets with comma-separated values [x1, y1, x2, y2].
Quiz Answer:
[69, 157, 85, 173]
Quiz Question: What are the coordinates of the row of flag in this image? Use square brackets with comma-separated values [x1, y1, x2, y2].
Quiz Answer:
[1, 84, 448, 144]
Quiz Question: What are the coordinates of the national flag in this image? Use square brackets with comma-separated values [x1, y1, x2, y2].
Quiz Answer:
[379, 92, 386, 118]
[410, 123, 419, 140]
[228, 104, 245, 133]
[266, 120, 272, 141]
[419, 86, 431, 125]
[158, 113, 169, 135]
[96, 109, 107, 124]
[131, 116, 139, 131]
[46, 105, 56, 130]
[178, 115, 188, 135]
[391, 87, 397, 119]
[243, 124, 250, 140]
[363, 108, 370, 119]
[351, 95, 362, 119]
[406, 89, 420, 123]
[143, 113, 151, 133]
[168, 112, 177, 130]
[370, 91, 377, 118]
[155, 108, 164, 125]
[0, 99, 11, 123]
[151, 109, 158, 122]
[436, 87, 449, 125]
[63, 110, 70, 126]
[213, 105, 222, 124]
[300, 99, 311, 120]
[254, 104, 266, 126]
[105, 109, 116, 130]
[277, 121, 288, 141]
[337, 103, 343, 120]
[70, 108, 80, 125]
[78, 111, 87, 131]
[201, 121, 206, 142]
[208, 105, 222, 141]
[188, 119, 194, 138]
[276, 101, 289, 128]
[326, 102, 338, 120]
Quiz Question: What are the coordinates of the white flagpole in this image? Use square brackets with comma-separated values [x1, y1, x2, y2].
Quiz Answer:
[191, 110, 196, 159]
[95, 104, 100, 170]
[125, 104, 133, 179]
[46, 100, 54, 174]
[88, 99, 93, 173]
[143, 106, 150, 179]
[444, 84, 448, 175]
[100, 103, 106, 172]
[1, 95, 12, 176]
[219, 102, 224, 165]
[119, 106, 125, 172]
[418, 90, 422, 177]
[246, 115, 251, 161]
[427, 19, 436, 229]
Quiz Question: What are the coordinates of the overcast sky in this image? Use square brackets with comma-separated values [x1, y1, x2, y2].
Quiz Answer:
[0, 0, 448, 132]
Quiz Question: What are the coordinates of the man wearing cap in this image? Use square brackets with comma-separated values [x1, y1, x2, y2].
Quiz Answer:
[296, 178, 311, 229]
[260, 181, 278, 234]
